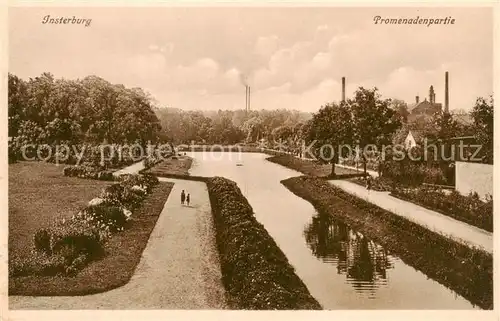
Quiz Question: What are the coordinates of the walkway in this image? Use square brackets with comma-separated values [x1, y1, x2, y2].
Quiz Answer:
[112, 160, 145, 177]
[329, 180, 493, 253]
[10, 175, 227, 309]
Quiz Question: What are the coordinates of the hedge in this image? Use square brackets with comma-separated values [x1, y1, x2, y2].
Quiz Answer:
[281, 176, 493, 310]
[391, 187, 493, 232]
[206, 176, 322, 310]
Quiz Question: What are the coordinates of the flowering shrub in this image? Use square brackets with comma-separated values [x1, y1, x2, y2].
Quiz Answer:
[391, 187, 493, 232]
[14, 173, 160, 278]
[206, 176, 321, 310]
[143, 154, 163, 169]
[63, 165, 115, 181]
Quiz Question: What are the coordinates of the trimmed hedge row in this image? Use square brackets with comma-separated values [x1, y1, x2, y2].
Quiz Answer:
[9, 173, 160, 278]
[391, 187, 493, 232]
[206, 176, 322, 310]
[282, 176, 493, 310]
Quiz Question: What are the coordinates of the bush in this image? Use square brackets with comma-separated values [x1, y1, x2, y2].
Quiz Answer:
[82, 203, 129, 232]
[48, 219, 106, 263]
[206, 176, 321, 310]
[34, 229, 52, 255]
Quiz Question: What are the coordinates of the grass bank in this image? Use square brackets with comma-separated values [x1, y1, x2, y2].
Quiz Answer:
[281, 176, 493, 310]
[9, 182, 173, 296]
[266, 154, 363, 178]
[206, 176, 322, 310]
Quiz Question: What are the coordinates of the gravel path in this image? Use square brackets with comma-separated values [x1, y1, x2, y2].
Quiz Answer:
[329, 180, 493, 253]
[9, 178, 228, 309]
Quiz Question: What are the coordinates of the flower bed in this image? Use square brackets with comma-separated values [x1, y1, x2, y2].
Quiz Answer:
[9, 173, 160, 278]
[281, 176, 492, 310]
[391, 187, 493, 232]
[348, 176, 394, 192]
[63, 165, 116, 181]
[206, 176, 322, 310]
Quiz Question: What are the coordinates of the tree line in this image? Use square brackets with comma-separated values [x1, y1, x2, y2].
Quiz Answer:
[9, 72, 492, 168]
[9, 72, 162, 149]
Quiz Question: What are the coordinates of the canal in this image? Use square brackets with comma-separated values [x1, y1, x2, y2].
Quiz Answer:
[187, 151, 477, 310]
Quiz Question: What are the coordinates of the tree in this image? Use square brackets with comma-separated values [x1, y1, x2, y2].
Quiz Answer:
[349, 87, 401, 174]
[431, 110, 461, 140]
[390, 99, 409, 124]
[471, 96, 493, 164]
[307, 101, 353, 177]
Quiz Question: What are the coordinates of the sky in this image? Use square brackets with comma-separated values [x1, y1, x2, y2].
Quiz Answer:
[9, 6, 493, 112]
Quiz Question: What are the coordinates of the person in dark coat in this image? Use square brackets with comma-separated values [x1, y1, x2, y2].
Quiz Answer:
[181, 190, 186, 205]
[186, 193, 190, 206]
[366, 175, 372, 191]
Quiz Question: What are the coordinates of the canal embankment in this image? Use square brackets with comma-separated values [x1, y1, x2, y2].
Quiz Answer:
[281, 175, 493, 310]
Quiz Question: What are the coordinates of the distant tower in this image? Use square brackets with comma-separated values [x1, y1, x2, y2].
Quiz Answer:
[341, 77, 346, 102]
[445, 71, 449, 113]
[429, 85, 435, 103]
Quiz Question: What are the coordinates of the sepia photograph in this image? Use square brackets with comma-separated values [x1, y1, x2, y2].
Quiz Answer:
[5, 4, 495, 314]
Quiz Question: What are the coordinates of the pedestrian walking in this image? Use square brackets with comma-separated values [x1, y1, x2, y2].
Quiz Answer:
[181, 190, 186, 205]
[186, 193, 190, 206]
[366, 175, 372, 191]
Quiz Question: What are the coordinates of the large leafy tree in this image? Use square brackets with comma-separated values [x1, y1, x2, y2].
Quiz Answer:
[471, 96, 494, 164]
[349, 87, 401, 174]
[8, 72, 162, 149]
[307, 101, 353, 177]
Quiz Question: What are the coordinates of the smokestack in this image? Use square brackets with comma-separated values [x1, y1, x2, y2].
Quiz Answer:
[341, 77, 346, 102]
[445, 71, 449, 113]
[245, 85, 248, 112]
[416, 96, 419, 104]
[248, 86, 251, 111]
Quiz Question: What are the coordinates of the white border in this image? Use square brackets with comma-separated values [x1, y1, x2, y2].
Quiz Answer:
[1, 2, 498, 321]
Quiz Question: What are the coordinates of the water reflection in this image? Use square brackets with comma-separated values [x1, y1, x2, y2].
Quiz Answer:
[304, 214, 393, 297]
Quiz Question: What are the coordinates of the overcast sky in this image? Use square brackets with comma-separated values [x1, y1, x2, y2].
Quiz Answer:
[9, 7, 493, 112]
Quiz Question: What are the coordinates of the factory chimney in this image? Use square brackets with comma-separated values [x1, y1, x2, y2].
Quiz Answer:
[341, 77, 346, 102]
[245, 86, 248, 112]
[248, 86, 251, 112]
[445, 71, 449, 113]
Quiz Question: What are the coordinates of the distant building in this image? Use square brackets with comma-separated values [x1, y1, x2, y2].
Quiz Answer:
[404, 130, 425, 149]
[407, 86, 443, 123]
[408, 71, 450, 123]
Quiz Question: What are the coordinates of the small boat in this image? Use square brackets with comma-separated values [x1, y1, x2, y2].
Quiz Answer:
[236, 163, 243, 166]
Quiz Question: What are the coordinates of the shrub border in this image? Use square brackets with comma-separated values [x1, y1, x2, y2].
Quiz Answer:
[390, 189, 493, 232]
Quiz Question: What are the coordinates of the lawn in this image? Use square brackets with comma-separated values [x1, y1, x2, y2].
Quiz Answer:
[145, 155, 193, 176]
[9, 181, 173, 296]
[9, 161, 113, 260]
[266, 154, 362, 177]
